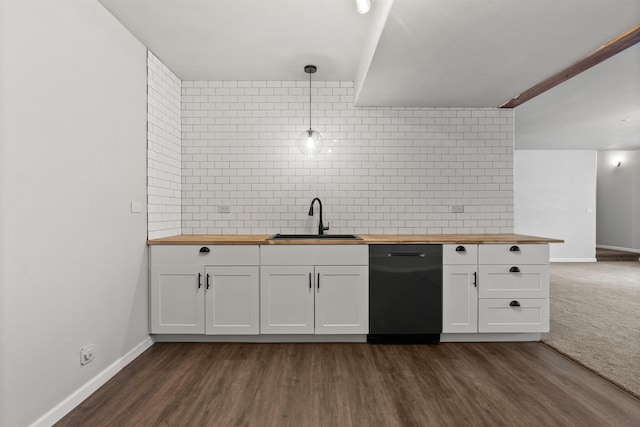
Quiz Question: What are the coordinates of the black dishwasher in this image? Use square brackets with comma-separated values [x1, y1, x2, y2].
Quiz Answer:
[368, 245, 442, 344]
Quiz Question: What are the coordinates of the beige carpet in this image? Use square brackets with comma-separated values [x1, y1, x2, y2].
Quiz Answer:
[542, 261, 640, 398]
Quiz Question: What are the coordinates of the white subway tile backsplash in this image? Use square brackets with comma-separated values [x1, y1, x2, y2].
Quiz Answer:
[147, 51, 181, 239]
[180, 80, 514, 235]
[150, 69, 514, 235]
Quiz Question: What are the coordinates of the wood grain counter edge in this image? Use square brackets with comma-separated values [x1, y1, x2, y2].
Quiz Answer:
[147, 234, 564, 245]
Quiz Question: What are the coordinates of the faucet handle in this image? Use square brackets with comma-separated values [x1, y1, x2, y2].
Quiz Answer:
[323, 222, 330, 231]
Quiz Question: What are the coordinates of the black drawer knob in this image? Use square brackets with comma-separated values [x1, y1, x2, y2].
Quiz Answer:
[510, 300, 521, 307]
[509, 266, 520, 273]
[455, 246, 466, 252]
[510, 245, 521, 252]
[199, 247, 210, 254]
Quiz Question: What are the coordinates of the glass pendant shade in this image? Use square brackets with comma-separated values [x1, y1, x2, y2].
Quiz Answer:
[297, 128, 323, 155]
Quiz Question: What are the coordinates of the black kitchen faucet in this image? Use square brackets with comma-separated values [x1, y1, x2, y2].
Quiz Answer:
[308, 197, 330, 235]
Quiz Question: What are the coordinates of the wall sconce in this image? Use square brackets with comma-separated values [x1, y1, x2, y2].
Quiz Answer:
[610, 152, 629, 168]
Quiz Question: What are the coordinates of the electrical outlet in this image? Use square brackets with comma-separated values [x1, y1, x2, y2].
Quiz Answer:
[80, 345, 95, 366]
[451, 205, 465, 213]
[217, 205, 231, 213]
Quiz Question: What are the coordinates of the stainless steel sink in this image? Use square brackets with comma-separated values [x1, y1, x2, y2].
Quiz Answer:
[267, 234, 362, 240]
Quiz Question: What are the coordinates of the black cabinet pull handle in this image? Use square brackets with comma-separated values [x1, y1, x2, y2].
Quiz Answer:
[198, 273, 202, 289]
[455, 246, 466, 252]
[509, 266, 520, 273]
[510, 245, 520, 252]
[317, 273, 320, 290]
[473, 272, 477, 287]
[199, 247, 210, 253]
[309, 272, 312, 290]
[388, 253, 425, 257]
[206, 274, 210, 290]
[510, 300, 521, 307]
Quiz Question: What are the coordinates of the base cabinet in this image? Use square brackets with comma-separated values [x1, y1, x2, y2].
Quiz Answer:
[260, 245, 369, 335]
[442, 243, 550, 334]
[149, 240, 550, 340]
[150, 246, 259, 335]
[260, 265, 368, 335]
[478, 244, 550, 333]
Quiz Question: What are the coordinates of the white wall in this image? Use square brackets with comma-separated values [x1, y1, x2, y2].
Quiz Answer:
[147, 51, 182, 239]
[0, 1, 150, 425]
[597, 150, 640, 251]
[182, 81, 515, 234]
[514, 150, 597, 261]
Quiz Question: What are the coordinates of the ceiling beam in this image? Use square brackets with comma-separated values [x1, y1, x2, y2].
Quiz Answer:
[500, 25, 640, 109]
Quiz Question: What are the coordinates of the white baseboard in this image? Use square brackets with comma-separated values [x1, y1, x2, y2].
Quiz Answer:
[440, 333, 541, 342]
[596, 244, 640, 254]
[550, 258, 597, 263]
[152, 334, 367, 343]
[31, 336, 154, 427]
[153, 334, 540, 344]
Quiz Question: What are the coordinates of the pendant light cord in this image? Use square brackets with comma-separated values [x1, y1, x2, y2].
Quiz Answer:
[309, 70, 312, 131]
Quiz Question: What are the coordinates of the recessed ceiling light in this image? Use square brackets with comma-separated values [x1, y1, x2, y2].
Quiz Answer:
[356, 0, 370, 14]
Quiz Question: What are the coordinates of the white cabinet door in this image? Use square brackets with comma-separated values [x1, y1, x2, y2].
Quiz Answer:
[260, 266, 315, 334]
[150, 265, 205, 334]
[442, 264, 478, 333]
[315, 266, 369, 334]
[205, 266, 259, 335]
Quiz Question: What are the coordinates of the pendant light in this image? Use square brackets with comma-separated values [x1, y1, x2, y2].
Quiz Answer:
[297, 65, 323, 156]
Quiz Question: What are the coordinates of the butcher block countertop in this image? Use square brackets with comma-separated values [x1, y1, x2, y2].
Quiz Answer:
[148, 234, 563, 245]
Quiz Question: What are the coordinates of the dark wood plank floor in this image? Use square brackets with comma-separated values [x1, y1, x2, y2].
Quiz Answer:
[596, 247, 640, 261]
[56, 342, 640, 427]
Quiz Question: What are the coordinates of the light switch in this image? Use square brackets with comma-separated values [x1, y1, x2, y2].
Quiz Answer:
[131, 201, 142, 213]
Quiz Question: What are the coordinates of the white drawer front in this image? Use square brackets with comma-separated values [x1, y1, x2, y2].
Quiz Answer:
[260, 245, 368, 266]
[443, 244, 478, 265]
[478, 299, 549, 333]
[479, 265, 549, 298]
[479, 244, 549, 265]
[151, 245, 259, 265]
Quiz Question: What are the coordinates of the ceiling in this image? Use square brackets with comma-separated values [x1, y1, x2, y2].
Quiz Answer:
[98, 0, 640, 150]
[516, 42, 640, 151]
[98, 0, 373, 81]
